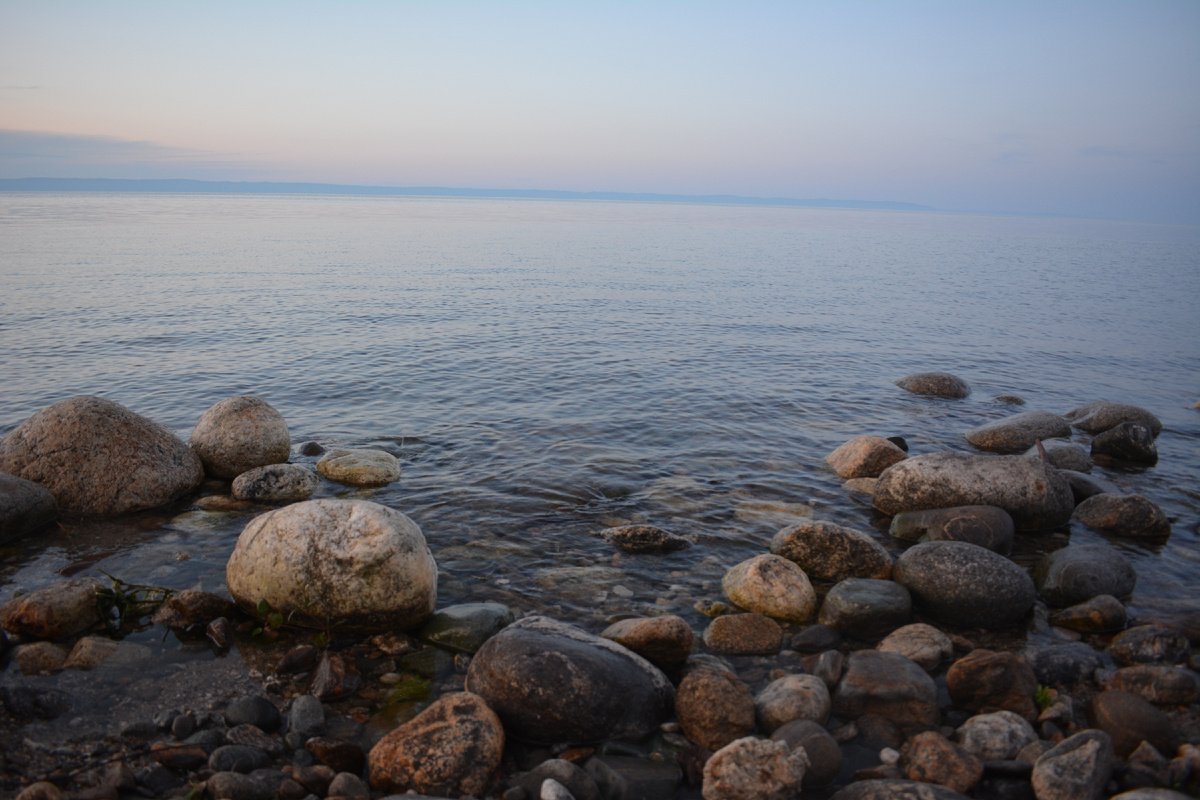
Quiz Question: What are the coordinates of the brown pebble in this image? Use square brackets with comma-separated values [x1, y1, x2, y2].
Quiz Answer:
[701, 612, 783, 655]
[306, 737, 366, 775]
[150, 741, 209, 771]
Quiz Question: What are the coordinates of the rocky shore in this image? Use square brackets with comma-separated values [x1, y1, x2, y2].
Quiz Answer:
[1, 380, 1198, 800]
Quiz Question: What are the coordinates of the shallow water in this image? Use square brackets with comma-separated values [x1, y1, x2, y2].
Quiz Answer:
[1, 193, 1198, 736]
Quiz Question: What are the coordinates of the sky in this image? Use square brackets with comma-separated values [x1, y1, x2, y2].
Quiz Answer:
[1, 1, 1198, 224]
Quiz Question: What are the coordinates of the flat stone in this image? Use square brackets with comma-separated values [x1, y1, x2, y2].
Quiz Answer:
[702, 612, 783, 655]
[231, 463, 318, 503]
[1030, 729, 1115, 800]
[0, 577, 102, 640]
[1048, 595, 1128, 633]
[1064, 401, 1162, 437]
[1072, 493, 1169, 540]
[600, 615, 694, 672]
[833, 650, 940, 733]
[965, 411, 1071, 454]
[316, 448, 401, 486]
[877, 624, 953, 672]
[1108, 625, 1192, 667]
[827, 436, 908, 479]
[755, 673, 831, 732]
[1088, 690, 1179, 758]
[770, 520, 893, 582]
[1107, 665, 1199, 706]
[893, 541, 1035, 630]
[1033, 544, 1137, 607]
[889, 505, 1013, 555]
[675, 667, 755, 751]
[1091, 422, 1158, 466]
[955, 711, 1038, 761]
[599, 524, 690, 553]
[417, 602, 515, 654]
[722, 553, 817, 623]
[189, 396, 290, 480]
[0, 471, 57, 544]
[818, 578, 911, 641]
[895, 372, 971, 399]
[899, 731, 983, 794]
[873, 451, 1074, 531]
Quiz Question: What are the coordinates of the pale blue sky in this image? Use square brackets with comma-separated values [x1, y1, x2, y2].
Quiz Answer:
[1, 1, 1197, 223]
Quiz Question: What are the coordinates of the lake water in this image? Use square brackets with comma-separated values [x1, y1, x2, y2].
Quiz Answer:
[1, 192, 1199, 742]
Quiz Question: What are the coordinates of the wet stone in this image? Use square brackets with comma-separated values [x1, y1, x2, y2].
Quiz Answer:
[600, 614, 695, 673]
[209, 745, 271, 774]
[893, 541, 1035, 630]
[275, 643, 319, 674]
[702, 736, 809, 800]
[770, 719, 843, 786]
[1, 686, 71, 720]
[826, 435, 908, 479]
[833, 650, 940, 733]
[810, 649, 846, 690]
[311, 652, 361, 702]
[946, 650, 1038, 721]
[1049, 595, 1128, 634]
[206, 771, 276, 800]
[1060, 470, 1123, 504]
[755, 673, 832, 732]
[770, 519, 894, 582]
[1065, 401, 1162, 437]
[298, 441, 325, 456]
[1072, 493, 1170, 540]
[512, 759, 602, 800]
[306, 737, 365, 775]
[189, 395, 290, 480]
[1025, 642, 1105, 689]
[171, 714, 195, 740]
[956, 711, 1038, 761]
[965, 411, 1071, 454]
[878, 623, 954, 672]
[888, 505, 1014, 555]
[288, 694, 326, 739]
[206, 616, 233, 651]
[675, 667, 756, 751]
[150, 741, 209, 771]
[151, 589, 237, 635]
[819, 578, 911, 641]
[1108, 625, 1192, 667]
[1025, 438, 1093, 473]
[225, 695, 282, 732]
[63, 635, 119, 670]
[1091, 422, 1158, 466]
[722, 553, 817, 623]
[226, 724, 285, 756]
[1033, 544, 1137, 608]
[0, 577, 102, 640]
[791, 623, 841, 653]
[14, 641, 69, 674]
[599, 524, 690, 554]
[231, 463, 319, 503]
[1089, 690, 1179, 758]
[702, 612, 783, 655]
[316, 448, 401, 486]
[895, 372, 972, 399]
[900, 731, 984, 794]
[417, 601, 515, 654]
[0, 471, 57, 544]
[1107, 665, 1199, 706]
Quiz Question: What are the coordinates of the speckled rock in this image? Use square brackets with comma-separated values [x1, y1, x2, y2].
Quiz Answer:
[873, 451, 1074, 531]
[955, 711, 1038, 761]
[1060, 470, 1123, 504]
[702, 612, 783, 655]
[1107, 625, 1191, 667]
[833, 650, 939, 732]
[770, 719, 843, 785]
[1048, 594, 1127, 633]
[1088, 690, 1179, 758]
[0, 577, 102, 640]
[63, 636, 120, 670]
[231, 463, 318, 502]
[600, 615, 694, 672]
[13, 641, 69, 674]
[818, 578, 911, 641]
[1091, 422, 1158, 465]
[831, 779, 972, 800]
[1025, 642, 1105, 689]
[465, 616, 674, 744]
[965, 411, 1071, 454]
[417, 602, 515, 654]
[899, 731, 983, 794]
[1072, 494, 1169, 540]
[827, 436, 908, 479]
[888, 505, 1013, 555]
[367, 692, 503, 798]
[722, 554, 817, 623]
[0, 396, 203, 515]
[189, 396, 290, 480]
[676, 667, 756, 751]
[770, 520, 893, 582]
[702, 736, 809, 800]
[1028, 439, 1094, 473]
[226, 498, 437, 633]
[946, 650, 1038, 720]
[0, 472, 57, 544]
[1064, 401, 1162, 437]
[877, 624, 953, 672]
[755, 673, 831, 732]
[316, 448, 401, 486]
[1030, 729, 1114, 800]
[893, 541, 1035, 629]
[1033, 544, 1137, 607]
[599, 524, 690, 553]
[1107, 665, 1199, 706]
[895, 372, 971, 399]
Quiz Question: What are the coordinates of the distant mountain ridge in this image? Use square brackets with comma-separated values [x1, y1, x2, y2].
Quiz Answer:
[0, 177, 934, 212]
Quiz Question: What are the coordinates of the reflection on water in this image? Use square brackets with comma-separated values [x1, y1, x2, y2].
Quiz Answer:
[1, 193, 1198, 733]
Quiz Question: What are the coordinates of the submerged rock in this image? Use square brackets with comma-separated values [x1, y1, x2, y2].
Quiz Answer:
[873, 450, 1073, 531]
[1049, 594, 1127, 633]
[1107, 625, 1192, 667]
[231, 463, 319, 503]
[1091, 422, 1158, 466]
[722, 553, 817, 623]
[226, 498, 437, 633]
[1064, 401, 1162, 437]
[1107, 665, 1199, 706]
[964, 411, 1071, 454]
[895, 372, 971, 399]
[1060, 470, 1123, 504]
[0, 577, 102, 640]
[818, 578, 911, 641]
[600, 524, 690, 553]
[417, 602, 514, 654]
[827, 436, 907, 479]
[189, 396, 290, 480]
[151, 589, 238, 635]
[1026, 438, 1094, 473]
[600, 615, 694, 672]
[1033, 544, 1137, 607]
[888, 505, 1013, 555]
[0, 396, 203, 515]
[465, 615, 675, 744]
[770, 520, 893, 582]
[0, 472, 57, 544]
[893, 541, 1035, 629]
[316, 448, 401, 485]
[1072, 493, 1169, 539]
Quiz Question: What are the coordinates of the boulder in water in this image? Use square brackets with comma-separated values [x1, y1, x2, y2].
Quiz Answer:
[225, 498, 436, 633]
[1025, 438, 1093, 473]
[0, 472, 57, 544]
[1091, 422, 1158, 466]
[1064, 401, 1162, 437]
[895, 372, 971, 399]
[231, 463, 318, 503]
[1033, 544, 1136, 607]
[893, 541, 1035, 630]
[0, 396, 203, 515]
[189, 396, 290, 480]
[600, 615, 694, 672]
[818, 578, 911, 641]
[964, 411, 1071, 454]
[826, 436, 907, 479]
[1072, 493, 1169, 540]
[770, 520, 893, 582]
[722, 554, 817, 623]
[0, 577, 102, 640]
[888, 505, 1013, 555]
[832, 650, 940, 733]
[316, 448, 401, 485]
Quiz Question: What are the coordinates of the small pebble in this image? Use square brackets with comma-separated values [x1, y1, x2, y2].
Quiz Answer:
[880, 747, 900, 765]
[171, 714, 195, 740]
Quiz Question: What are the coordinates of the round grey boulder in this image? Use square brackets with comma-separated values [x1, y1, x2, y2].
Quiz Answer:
[189, 396, 290, 480]
[893, 541, 1035, 630]
[1091, 422, 1158, 466]
[231, 463, 318, 503]
[1060, 470, 1122, 504]
[965, 411, 1071, 454]
[888, 505, 1013, 555]
[873, 451, 1073, 531]
[895, 372, 971, 399]
[818, 578, 911, 641]
[1033, 544, 1136, 607]
[754, 673, 831, 732]
[1064, 401, 1162, 437]
[1025, 438, 1093, 473]
[465, 615, 675, 744]
[1072, 493, 1169, 540]
[0, 396, 203, 515]
[226, 498, 436, 633]
[0, 472, 57, 544]
[316, 448, 401, 486]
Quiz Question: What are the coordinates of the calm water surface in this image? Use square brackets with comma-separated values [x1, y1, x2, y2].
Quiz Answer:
[1, 193, 1198, 724]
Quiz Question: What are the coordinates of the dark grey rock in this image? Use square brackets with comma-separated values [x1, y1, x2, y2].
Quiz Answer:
[0, 471, 57, 544]
[895, 373, 972, 399]
[599, 525, 690, 554]
[831, 777, 971, 800]
[225, 724, 285, 756]
[889, 505, 1013, 554]
[288, 694, 326, 739]
[1024, 643, 1105, 688]
[224, 695, 281, 732]
[873, 451, 1074, 532]
[1108, 625, 1192, 667]
[513, 759, 602, 800]
[893, 541, 1035, 630]
[818, 578, 911, 641]
[1064, 402, 1162, 437]
[1025, 439, 1093, 473]
[888, 436, 910, 452]
[770, 719, 843, 786]
[171, 714, 195, 740]
[136, 764, 184, 794]
[833, 650, 940, 733]
[791, 624, 841, 653]
[185, 727, 227, 753]
[1091, 423, 1158, 466]
[417, 602, 515, 654]
[298, 441, 325, 456]
[209, 745, 271, 774]
[965, 411, 1071, 454]
[1060, 470, 1122, 504]
[231, 463, 318, 503]
[1072, 494, 1169, 540]
[205, 771, 275, 800]
[465, 616, 675, 744]
[1, 686, 71, 720]
[1033, 544, 1136, 607]
[327, 772, 370, 798]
